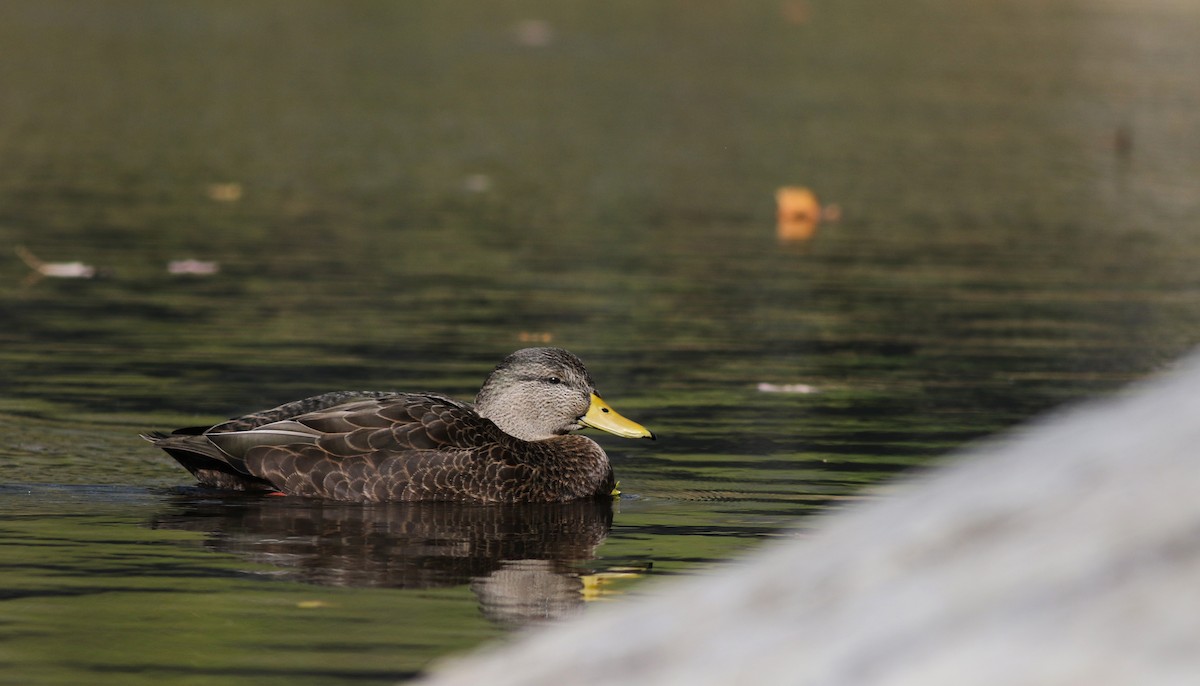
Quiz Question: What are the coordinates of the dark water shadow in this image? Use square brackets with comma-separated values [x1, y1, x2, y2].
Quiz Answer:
[151, 492, 616, 626]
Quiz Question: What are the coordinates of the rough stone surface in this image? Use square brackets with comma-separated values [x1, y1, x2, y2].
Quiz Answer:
[418, 352, 1200, 686]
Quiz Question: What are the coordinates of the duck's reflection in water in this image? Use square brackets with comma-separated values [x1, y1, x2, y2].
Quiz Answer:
[152, 495, 619, 626]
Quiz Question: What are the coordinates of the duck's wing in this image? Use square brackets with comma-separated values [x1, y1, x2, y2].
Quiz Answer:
[147, 392, 495, 493]
[218, 394, 553, 502]
[205, 393, 491, 460]
[206, 391, 401, 433]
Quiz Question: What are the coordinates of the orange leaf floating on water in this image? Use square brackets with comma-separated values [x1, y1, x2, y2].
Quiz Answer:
[775, 186, 822, 241]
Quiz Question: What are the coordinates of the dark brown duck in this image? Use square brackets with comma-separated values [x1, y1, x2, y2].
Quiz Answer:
[142, 348, 654, 503]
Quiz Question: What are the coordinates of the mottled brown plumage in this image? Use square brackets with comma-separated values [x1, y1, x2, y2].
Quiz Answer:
[142, 348, 654, 503]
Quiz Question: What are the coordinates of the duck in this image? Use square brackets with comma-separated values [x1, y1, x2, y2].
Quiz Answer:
[142, 347, 655, 503]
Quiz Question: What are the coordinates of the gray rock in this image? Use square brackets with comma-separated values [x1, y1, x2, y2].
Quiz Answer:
[420, 352, 1200, 686]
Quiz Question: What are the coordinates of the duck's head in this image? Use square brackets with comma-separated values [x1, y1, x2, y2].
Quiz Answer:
[475, 347, 655, 442]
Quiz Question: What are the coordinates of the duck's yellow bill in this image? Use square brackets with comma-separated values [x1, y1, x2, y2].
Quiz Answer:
[581, 393, 656, 440]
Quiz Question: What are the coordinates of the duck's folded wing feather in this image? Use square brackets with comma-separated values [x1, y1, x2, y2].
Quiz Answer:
[206, 421, 322, 462]
[208, 391, 400, 433]
[287, 394, 497, 457]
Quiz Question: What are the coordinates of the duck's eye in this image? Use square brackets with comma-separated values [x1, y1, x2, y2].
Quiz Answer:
[547, 376, 562, 385]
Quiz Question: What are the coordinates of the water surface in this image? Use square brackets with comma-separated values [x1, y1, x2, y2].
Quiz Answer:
[2, 1, 1199, 684]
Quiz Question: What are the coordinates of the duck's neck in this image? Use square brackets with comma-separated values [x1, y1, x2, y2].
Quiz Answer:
[474, 400, 562, 442]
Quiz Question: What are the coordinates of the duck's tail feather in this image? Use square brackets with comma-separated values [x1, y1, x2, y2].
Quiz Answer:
[142, 431, 275, 492]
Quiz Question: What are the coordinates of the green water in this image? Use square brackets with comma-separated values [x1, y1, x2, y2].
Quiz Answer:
[2, 1, 1199, 683]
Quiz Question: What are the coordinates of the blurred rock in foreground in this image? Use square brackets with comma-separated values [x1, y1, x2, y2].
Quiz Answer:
[420, 351, 1200, 685]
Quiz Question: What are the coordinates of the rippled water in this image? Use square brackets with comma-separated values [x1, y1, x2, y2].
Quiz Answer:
[2, 1, 1199, 684]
